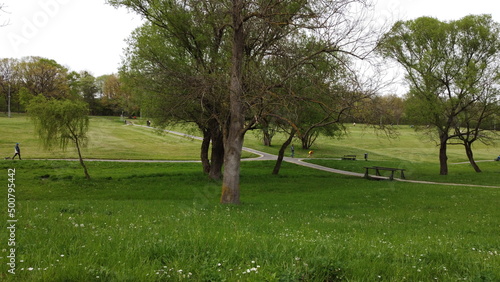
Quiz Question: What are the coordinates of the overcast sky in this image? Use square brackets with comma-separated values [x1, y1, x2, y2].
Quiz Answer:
[1, 0, 500, 78]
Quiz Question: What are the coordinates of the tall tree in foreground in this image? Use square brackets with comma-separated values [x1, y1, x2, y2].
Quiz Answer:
[111, 0, 380, 204]
[26, 96, 91, 179]
[378, 15, 500, 175]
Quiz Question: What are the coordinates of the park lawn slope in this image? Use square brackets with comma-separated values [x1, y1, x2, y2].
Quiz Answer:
[243, 124, 500, 163]
[0, 160, 499, 281]
[0, 115, 256, 160]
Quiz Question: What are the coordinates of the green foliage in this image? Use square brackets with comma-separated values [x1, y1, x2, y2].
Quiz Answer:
[26, 96, 90, 151]
[17, 56, 71, 98]
[378, 14, 500, 125]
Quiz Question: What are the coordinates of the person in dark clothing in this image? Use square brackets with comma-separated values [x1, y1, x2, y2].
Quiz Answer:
[12, 143, 21, 160]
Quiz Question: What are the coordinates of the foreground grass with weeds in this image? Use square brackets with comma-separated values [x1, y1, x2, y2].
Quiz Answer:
[1, 160, 499, 281]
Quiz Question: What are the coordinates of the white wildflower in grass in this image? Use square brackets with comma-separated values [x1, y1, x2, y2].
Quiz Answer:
[28, 267, 34, 271]
[60, 254, 65, 257]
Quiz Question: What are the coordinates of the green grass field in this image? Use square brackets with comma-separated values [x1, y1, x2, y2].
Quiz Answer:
[0, 115, 499, 281]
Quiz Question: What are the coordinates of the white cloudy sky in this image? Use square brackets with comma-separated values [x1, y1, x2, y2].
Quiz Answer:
[1, 0, 500, 78]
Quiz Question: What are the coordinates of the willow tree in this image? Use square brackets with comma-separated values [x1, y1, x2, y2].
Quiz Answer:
[26, 95, 91, 179]
[378, 15, 500, 175]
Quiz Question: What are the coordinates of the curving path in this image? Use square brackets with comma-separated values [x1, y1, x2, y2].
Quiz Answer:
[32, 124, 500, 189]
[139, 125, 500, 189]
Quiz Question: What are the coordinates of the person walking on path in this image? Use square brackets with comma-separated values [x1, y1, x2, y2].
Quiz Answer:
[290, 144, 295, 158]
[12, 143, 21, 160]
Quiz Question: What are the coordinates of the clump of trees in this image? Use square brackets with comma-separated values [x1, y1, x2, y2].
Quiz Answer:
[378, 15, 500, 174]
[110, 0, 385, 204]
[0, 56, 134, 116]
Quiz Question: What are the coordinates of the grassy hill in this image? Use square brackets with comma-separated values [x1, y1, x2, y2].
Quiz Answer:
[0, 114, 499, 281]
[3, 114, 498, 163]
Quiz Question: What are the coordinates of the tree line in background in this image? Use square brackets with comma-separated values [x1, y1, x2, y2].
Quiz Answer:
[0, 56, 136, 116]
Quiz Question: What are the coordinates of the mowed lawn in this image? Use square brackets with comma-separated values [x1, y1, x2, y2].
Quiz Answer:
[0, 115, 499, 281]
[0, 115, 204, 160]
[1, 160, 499, 281]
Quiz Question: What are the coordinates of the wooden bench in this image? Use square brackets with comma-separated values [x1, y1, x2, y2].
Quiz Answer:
[342, 155, 356, 160]
[364, 166, 405, 180]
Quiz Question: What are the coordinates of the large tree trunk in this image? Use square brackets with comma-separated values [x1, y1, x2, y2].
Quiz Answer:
[439, 137, 448, 175]
[273, 129, 296, 175]
[200, 128, 211, 175]
[210, 126, 224, 180]
[464, 142, 482, 173]
[221, 0, 245, 204]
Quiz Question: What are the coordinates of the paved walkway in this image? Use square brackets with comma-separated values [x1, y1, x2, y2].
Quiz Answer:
[139, 125, 500, 189]
[30, 124, 500, 189]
